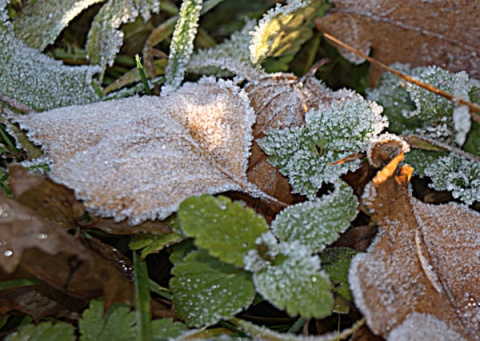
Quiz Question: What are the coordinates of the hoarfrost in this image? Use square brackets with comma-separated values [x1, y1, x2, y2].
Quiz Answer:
[162, 0, 203, 95]
[0, 22, 100, 111]
[188, 19, 263, 81]
[388, 313, 466, 341]
[13, 0, 106, 50]
[271, 181, 358, 252]
[87, 0, 161, 69]
[13, 78, 262, 225]
[424, 153, 480, 205]
[258, 95, 388, 198]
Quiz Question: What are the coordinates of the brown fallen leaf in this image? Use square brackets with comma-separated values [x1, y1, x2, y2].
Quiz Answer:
[0, 194, 135, 308]
[349, 152, 480, 340]
[315, 0, 480, 83]
[246, 72, 355, 203]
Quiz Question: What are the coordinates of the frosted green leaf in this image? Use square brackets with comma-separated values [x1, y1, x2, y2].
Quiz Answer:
[253, 241, 332, 318]
[319, 247, 357, 313]
[162, 0, 203, 94]
[79, 299, 135, 341]
[87, 0, 160, 70]
[13, 0, 106, 50]
[130, 231, 185, 259]
[170, 249, 255, 327]
[424, 154, 480, 205]
[403, 149, 447, 176]
[250, 0, 322, 66]
[7, 322, 75, 341]
[369, 65, 476, 145]
[151, 318, 188, 341]
[272, 181, 357, 252]
[178, 194, 268, 267]
[464, 87, 480, 156]
[188, 19, 263, 81]
[0, 14, 100, 111]
[258, 95, 388, 198]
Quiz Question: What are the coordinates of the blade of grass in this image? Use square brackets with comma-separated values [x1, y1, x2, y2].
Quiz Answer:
[0, 278, 43, 291]
[133, 251, 152, 341]
[135, 55, 152, 95]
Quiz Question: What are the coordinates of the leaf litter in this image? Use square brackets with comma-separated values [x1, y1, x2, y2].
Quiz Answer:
[12, 78, 271, 225]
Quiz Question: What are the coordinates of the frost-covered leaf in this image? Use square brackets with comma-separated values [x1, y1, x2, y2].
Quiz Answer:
[79, 299, 135, 341]
[178, 195, 268, 267]
[319, 247, 357, 314]
[7, 321, 75, 341]
[14, 78, 263, 225]
[87, 0, 160, 71]
[250, 0, 322, 66]
[170, 249, 255, 327]
[151, 318, 188, 341]
[188, 19, 262, 81]
[424, 153, 480, 205]
[258, 95, 388, 198]
[315, 0, 480, 82]
[246, 73, 353, 203]
[162, 0, 203, 94]
[350, 151, 480, 339]
[368, 65, 476, 145]
[0, 12, 100, 111]
[272, 181, 357, 252]
[253, 241, 332, 318]
[12, 0, 106, 50]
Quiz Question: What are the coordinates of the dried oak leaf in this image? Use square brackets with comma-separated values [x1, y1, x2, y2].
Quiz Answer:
[315, 0, 480, 83]
[0, 194, 138, 309]
[349, 152, 480, 340]
[246, 73, 354, 203]
[14, 78, 262, 226]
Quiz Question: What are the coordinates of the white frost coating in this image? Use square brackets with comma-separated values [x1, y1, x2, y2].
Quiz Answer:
[0, 14, 101, 111]
[188, 19, 264, 81]
[14, 79, 262, 225]
[452, 105, 471, 146]
[249, 0, 310, 65]
[243, 231, 278, 273]
[424, 154, 480, 205]
[271, 181, 358, 252]
[87, 0, 161, 68]
[162, 0, 203, 95]
[388, 313, 466, 341]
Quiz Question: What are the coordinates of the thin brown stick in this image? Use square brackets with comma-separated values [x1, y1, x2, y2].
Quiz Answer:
[321, 32, 480, 121]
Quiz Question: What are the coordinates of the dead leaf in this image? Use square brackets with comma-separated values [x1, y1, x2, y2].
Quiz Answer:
[0, 194, 135, 308]
[246, 73, 355, 203]
[349, 152, 480, 339]
[13, 78, 267, 225]
[315, 0, 480, 83]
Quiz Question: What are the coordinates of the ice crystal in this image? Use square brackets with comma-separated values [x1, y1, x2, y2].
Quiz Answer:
[12, 0, 106, 50]
[0, 16, 100, 111]
[188, 19, 263, 81]
[87, 0, 161, 70]
[272, 181, 358, 252]
[368, 65, 476, 146]
[162, 0, 203, 95]
[13, 78, 263, 225]
[253, 240, 333, 318]
[424, 154, 480, 205]
[258, 95, 388, 198]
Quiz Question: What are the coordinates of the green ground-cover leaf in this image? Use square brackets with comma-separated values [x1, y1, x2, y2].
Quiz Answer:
[170, 249, 255, 327]
[320, 247, 357, 314]
[162, 0, 203, 94]
[12, 0, 107, 50]
[151, 318, 188, 340]
[79, 299, 135, 341]
[253, 241, 332, 318]
[130, 231, 185, 259]
[258, 95, 388, 198]
[249, 0, 322, 66]
[403, 148, 447, 176]
[272, 181, 358, 252]
[178, 195, 268, 267]
[7, 321, 75, 341]
[87, 0, 160, 77]
[0, 6, 101, 111]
